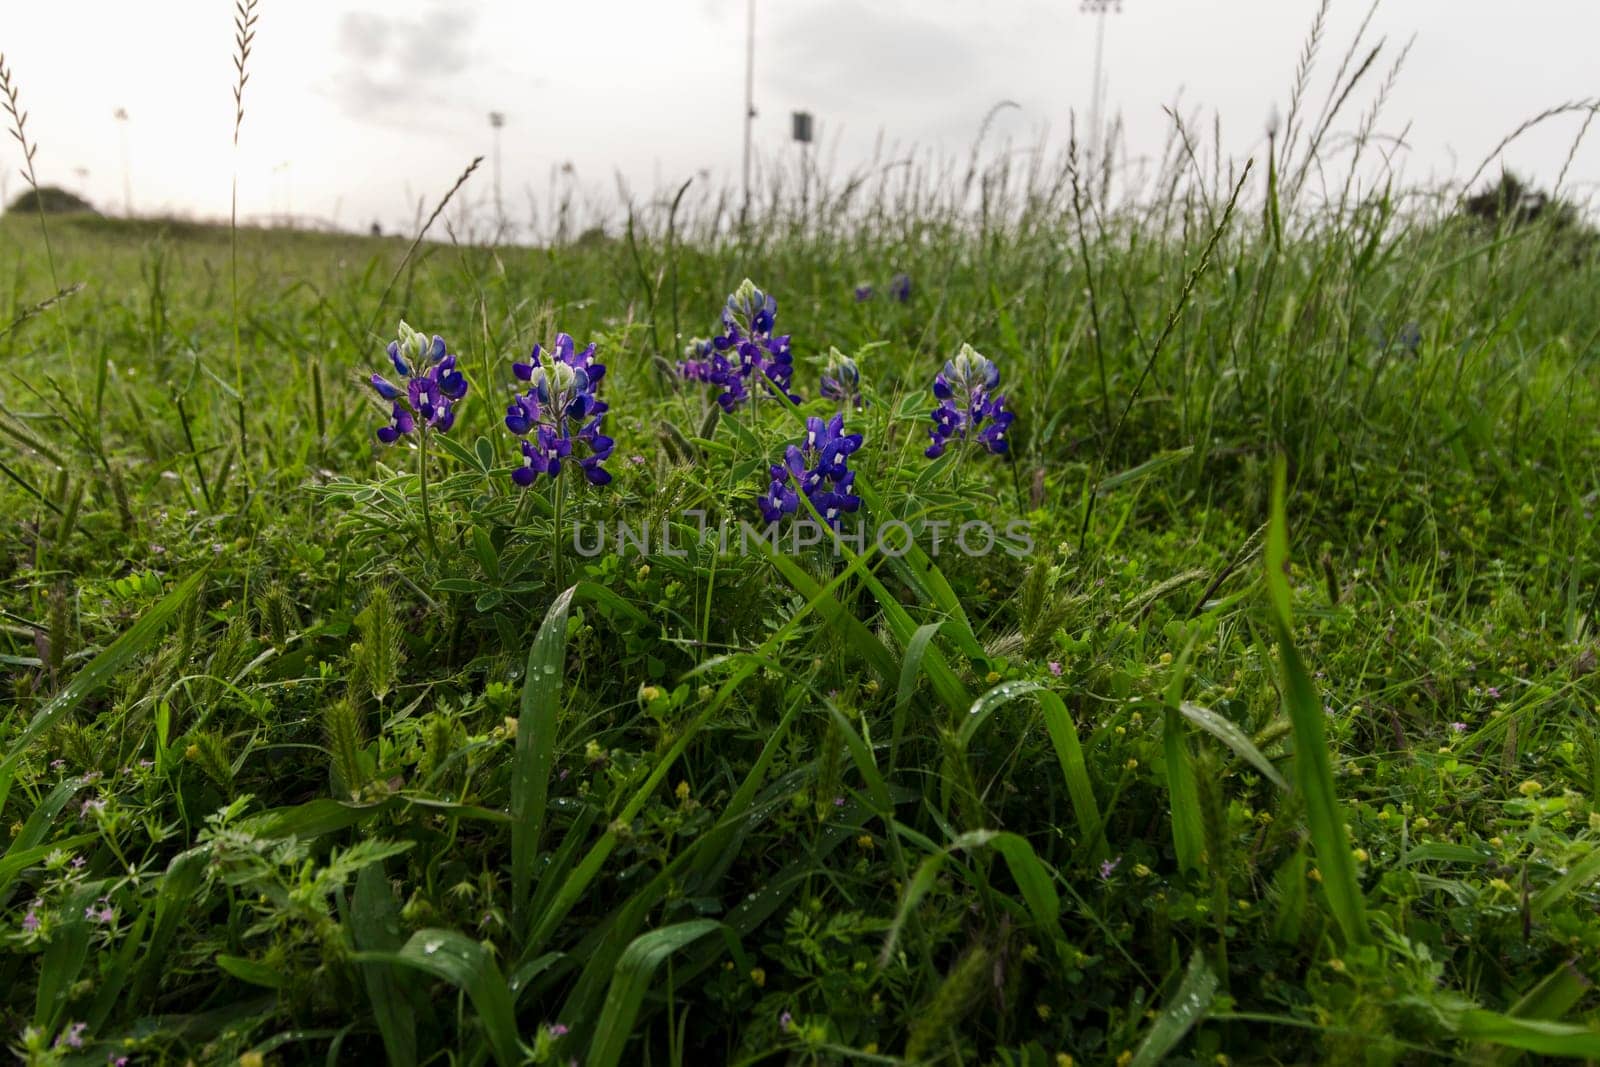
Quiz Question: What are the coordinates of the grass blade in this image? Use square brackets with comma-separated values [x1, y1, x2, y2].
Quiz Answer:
[584, 920, 722, 1067]
[1265, 457, 1368, 946]
[1130, 951, 1219, 1067]
[512, 584, 577, 934]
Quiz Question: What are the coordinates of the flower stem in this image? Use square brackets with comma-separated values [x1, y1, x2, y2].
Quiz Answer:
[418, 425, 438, 558]
[552, 470, 567, 591]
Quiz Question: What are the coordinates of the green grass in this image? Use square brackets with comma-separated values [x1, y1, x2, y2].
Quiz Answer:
[6, 134, 1600, 1067]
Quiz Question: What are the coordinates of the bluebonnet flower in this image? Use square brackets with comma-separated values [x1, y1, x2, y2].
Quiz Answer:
[683, 279, 799, 411]
[820, 347, 862, 409]
[853, 283, 874, 302]
[678, 337, 716, 382]
[367, 321, 468, 442]
[760, 414, 862, 528]
[505, 333, 613, 486]
[925, 344, 1014, 459]
[890, 273, 912, 303]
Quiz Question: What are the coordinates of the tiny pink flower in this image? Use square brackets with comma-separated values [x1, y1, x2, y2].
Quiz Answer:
[1048, 661, 1063, 677]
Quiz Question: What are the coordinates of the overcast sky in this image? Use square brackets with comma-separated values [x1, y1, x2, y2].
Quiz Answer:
[3, 1, 1598, 234]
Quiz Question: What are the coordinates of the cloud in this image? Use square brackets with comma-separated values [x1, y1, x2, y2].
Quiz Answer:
[772, 0, 1013, 138]
[325, 6, 479, 122]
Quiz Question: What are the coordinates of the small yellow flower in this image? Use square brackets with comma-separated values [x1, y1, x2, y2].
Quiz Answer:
[1490, 877, 1513, 894]
[1308, 867, 1323, 883]
[864, 1043, 880, 1055]
[864, 679, 880, 695]
[1124, 758, 1138, 771]
[1133, 863, 1152, 878]
[584, 739, 604, 761]
[239, 1054, 265, 1067]
[1158, 652, 1173, 665]
[1327, 958, 1345, 973]
[184, 743, 199, 760]
[1056, 1055, 1075, 1067]
[1412, 816, 1430, 831]
[749, 967, 766, 988]
[1117, 1051, 1133, 1067]
[641, 685, 663, 703]
[502, 716, 517, 739]
[637, 564, 651, 579]
[856, 834, 876, 851]
[1489, 836, 1503, 847]
[1352, 848, 1369, 863]
[1036, 1004, 1053, 1021]
[675, 780, 691, 802]
[1519, 780, 1543, 796]
[986, 671, 1002, 685]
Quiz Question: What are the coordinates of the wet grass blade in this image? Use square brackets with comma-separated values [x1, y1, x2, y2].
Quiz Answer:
[353, 930, 520, 1067]
[1265, 457, 1369, 946]
[512, 585, 577, 935]
[352, 864, 418, 1067]
[1130, 951, 1219, 1067]
[964, 682, 1102, 858]
[0, 569, 205, 821]
[1179, 701, 1290, 791]
[584, 921, 722, 1067]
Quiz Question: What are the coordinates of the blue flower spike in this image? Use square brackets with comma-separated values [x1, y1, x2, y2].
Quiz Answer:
[504, 333, 613, 487]
[925, 343, 1014, 459]
[366, 320, 467, 444]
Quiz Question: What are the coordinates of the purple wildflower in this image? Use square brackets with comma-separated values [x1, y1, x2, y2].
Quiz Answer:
[57, 1022, 87, 1050]
[22, 909, 39, 933]
[853, 283, 874, 302]
[779, 1011, 793, 1032]
[1099, 855, 1122, 881]
[1486, 686, 1501, 701]
[1450, 722, 1468, 734]
[367, 321, 467, 442]
[1048, 661, 1063, 677]
[820, 348, 862, 409]
[505, 333, 613, 487]
[547, 1023, 570, 1038]
[682, 280, 799, 411]
[890, 273, 912, 303]
[759, 414, 863, 529]
[925, 344, 1014, 459]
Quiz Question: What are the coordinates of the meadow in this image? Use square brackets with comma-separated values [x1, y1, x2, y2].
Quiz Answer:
[8, 17, 1600, 1064]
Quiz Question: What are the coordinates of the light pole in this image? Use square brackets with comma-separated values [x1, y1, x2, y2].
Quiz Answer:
[489, 111, 505, 234]
[1081, 1, 1121, 174]
[113, 107, 131, 216]
[741, 0, 756, 224]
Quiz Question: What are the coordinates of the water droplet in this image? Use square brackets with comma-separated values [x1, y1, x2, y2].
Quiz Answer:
[422, 940, 443, 955]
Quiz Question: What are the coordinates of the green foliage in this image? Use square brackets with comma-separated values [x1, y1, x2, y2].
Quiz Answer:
[8, 29, 1600, 1061]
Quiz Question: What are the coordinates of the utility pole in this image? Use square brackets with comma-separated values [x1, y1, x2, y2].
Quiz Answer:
[113, 107, 132, 216]
[489, 111, 506, 235]
[742, 0, 756, 224]
[1082, 1, 1121, 174]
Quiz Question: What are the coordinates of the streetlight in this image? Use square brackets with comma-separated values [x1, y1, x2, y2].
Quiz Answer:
[741, 0, 756, 224]
[113, 107, 132, 216]
[1081, 1, 1122, 173]
[488, 111, 506, 233]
